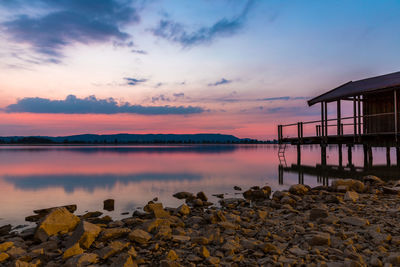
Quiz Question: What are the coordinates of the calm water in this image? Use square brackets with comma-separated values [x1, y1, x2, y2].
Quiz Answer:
[0, 144, 397, 226]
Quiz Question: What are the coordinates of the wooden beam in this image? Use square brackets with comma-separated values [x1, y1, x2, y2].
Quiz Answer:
[353, 97, 357, 136]
[324, 101, 328, 137]
[337, 100, 341, 135]
[357, 95, 362, 135]
[395, 89, 398, 141]
[321, 102, 324, 138]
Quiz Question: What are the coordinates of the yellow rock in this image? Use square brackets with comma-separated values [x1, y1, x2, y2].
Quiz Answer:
[129, 229, 152, 244]
[177, 204, 190, 216]
[128, 247, 137, 258]
[167, 249, 178, 261]
[263, 243, 281, 254]
[200, 246, 210, 258]
[258, 210, 268, 220]
[0, 241, 13, 252]
[0, 252, 9, 262]
[144, 203, 170, 218]
[34, 207, 80, 242]
[63, 243, 84, 260]
[67, 221, 102, 249]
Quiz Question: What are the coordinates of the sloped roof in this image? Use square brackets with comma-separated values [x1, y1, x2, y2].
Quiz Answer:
[308, 71, 400, 106]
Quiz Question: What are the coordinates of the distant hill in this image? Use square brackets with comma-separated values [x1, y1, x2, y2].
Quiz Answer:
[0, 134, 273, 144]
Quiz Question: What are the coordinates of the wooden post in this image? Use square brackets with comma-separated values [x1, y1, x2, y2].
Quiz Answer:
[297, 144, 301, 165]
[338, 144, 343, 168]
[324, 102, 328, 136]
[386, 146, 391, 167]
[353, 97, 357, 136]
[395, 90, 398, 140]
[278, 165, 283, 185]
[321, 144, 327, 166]
[397, 147, 400, 167]
[347, 145, 353, 167]
[321, 102, 325, 138]
[337, 100, 341, 136]
[363, 144, 368, 168]
[357, 95, 362, 135]
[368, 146, 373, 167]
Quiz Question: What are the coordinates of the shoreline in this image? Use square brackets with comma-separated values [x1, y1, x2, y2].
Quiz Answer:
[0, 176, 399, 266]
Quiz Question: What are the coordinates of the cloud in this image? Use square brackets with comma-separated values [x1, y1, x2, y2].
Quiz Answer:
[150, 0, 254, 47]
[256, 96, 309, 101]
[124, 77, 147, 86]
[173, 92, 184, 98]
[131, 49, 147, 54]
[5, 95, 204, 115]
[151, 94, 170, 103]
[208, 78, 232, 87]
[2, 0, 140, 59]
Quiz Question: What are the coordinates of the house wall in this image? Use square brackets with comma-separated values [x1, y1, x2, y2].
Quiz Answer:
[363, 90, 400, 134]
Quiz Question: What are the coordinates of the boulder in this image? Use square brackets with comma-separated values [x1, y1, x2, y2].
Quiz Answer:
[309, 208, 329, 221]
[34, 204, 77, 215]
[129, 229, 152, 244]
[66, 221, 101, 249]
[0, 225, 12, 236]
[65, 253, 98, 267]
[289, 184, 309, 196]
[344, 191, 359, 202]
[110, 253, 136, 267]
[166, 249, 178, 261]
[233, 186, 242, 191]
[97, 241, 129, 260]
[63, 243, 84, 260]
[309, 233, 331, 246]
[363, 175, 384, 185]
[0, 252, 9, 263]
[196, 192, 208, 202]
[243, 186, 271, 201]
[176, 204, 190, 216]
[34, 207, 80, 242]
[99, 227, 130, 242]
[0, 241, 14, 252]
[103, 199, 115, 211]
[173, 192, 194, 200]
[341, 216, 369, 226]
[331, 179, 364, 193]
[144, 203, 170, 218]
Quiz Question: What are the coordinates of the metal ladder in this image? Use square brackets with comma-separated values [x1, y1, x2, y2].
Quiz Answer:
[278, 143, 287, 167]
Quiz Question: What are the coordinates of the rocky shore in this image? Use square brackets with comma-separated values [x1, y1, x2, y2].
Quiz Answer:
[0, 175, 399, 266]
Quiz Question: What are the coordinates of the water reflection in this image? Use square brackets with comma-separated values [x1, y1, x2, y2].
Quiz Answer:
[0, 144, 397, 226]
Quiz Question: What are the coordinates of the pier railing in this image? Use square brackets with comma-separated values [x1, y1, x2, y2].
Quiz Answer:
[278, 112, 400, 142]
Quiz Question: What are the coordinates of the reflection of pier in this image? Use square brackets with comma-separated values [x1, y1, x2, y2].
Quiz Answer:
[279, 163, 400, 185]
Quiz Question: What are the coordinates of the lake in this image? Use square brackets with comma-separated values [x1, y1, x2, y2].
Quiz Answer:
[0, 144, 397, 226]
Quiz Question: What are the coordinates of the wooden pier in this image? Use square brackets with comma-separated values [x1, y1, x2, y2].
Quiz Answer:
[277, 71, 400, 167]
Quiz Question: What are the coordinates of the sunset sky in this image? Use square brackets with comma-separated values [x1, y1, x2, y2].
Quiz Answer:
[1, 0, 400, 139]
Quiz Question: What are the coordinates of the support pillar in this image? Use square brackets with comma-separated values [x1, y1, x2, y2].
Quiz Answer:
[363, 145, 368, 168]
[397, 147, 400, 167]
[347, 145, 353, 168]
[337, 100, 341, 135]
[368, 146, 373, 167]
[386, 147, 391, 167]
[338, 144, 343, 168]
[278, 165, 283, 185]
[297, 144, 301, 165]
[321, 144, 327, 166]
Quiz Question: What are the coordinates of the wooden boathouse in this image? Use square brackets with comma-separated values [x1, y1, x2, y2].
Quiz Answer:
[277, 71, 400, 168]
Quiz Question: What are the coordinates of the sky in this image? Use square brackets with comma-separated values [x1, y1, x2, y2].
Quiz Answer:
[0, 0, 400, 139]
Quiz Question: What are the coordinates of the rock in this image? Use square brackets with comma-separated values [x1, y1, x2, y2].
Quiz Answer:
[99, 227, 130, 241]
[0, 224, 12, 236]
[212, 194, 224, 199]
[234, 186, 242, 191]
[0, 241, 14, 252]
[65, 253, 98, 267]
[309, 208, 329, 221]
[288, 246, 308, 257]
[263, 243, 281, 254]
[97, 241, 129, 260]
[387, 253, 400, 265]
[0, 252, 9, 262]
[172, 235, 190, 242]
[63, 243, 84, 260]
[331, 179, 364, 193]
[80, 211, 103, 220]
[341, 216, 369, 226]
[200, 246, 210, 258]
[309, 233, 331, 246]
[129, 229, 152, 244]
[7, 246, 26, 259]
[66, 221, 101, 249]
[206, 256, 220, 265]
[103, 199, 115, 211]
[167, 249, 178, 261]
[160, 260, 180, 267]
[344, 191, 359, 202]
[289, 184, 309, 195]
[110, 253, 136, 267]
[176, 204, 190, 216]
[34, 204, 77, 215]
[243, 186, 271, 201]
[196, 191, 208, 201]
[363, 175, 384, 185]
[173, 192, 194, 200]
[382, 186, 400, 195]
[144, 203, 170, 218]
[34, 207, 80, 242]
